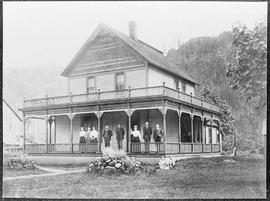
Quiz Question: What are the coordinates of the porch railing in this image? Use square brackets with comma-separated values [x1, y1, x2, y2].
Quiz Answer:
[23, 85, 220, 113]
[166, 143, 220, 154]
[25, 142, 220, 154]
[130, 142, 165, 154]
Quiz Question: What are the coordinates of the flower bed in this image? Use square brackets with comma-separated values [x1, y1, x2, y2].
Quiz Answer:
[87, 147, 158, 175]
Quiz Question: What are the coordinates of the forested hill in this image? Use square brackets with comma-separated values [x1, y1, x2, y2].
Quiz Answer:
[166, 31, 262, 151]
[166, 31, 241, 109]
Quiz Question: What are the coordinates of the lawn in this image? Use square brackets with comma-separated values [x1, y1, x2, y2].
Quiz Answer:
[3, 167, 47, 178]
[2, 154, 266, 199]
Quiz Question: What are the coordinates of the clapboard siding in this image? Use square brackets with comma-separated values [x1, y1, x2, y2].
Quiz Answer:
[126, 68, 147, 88]
[148, 65, 175, 88]
[96, 73, 115, 91]
[68, 29, 146, 76]
[55, 116, 70, 143]
[166, 110, 179, 142]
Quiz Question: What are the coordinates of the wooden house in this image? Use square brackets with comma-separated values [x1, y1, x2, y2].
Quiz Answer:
[20, 22, 222, 156]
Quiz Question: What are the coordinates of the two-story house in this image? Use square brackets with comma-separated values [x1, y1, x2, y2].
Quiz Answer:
[20, 21, 222, 156]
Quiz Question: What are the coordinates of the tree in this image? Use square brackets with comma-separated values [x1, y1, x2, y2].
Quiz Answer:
[200, 87, 237, 152]
[226, 22, 267, 111]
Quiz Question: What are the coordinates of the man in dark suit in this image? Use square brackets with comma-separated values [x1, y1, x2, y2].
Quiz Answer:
[102, 126, 113, 147]
[143, 122, 152, 153]
[116, 124, 125, 150]
[153, 124, 163, 152]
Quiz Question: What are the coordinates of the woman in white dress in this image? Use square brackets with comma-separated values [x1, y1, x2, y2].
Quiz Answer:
[131, 125, 142, 152]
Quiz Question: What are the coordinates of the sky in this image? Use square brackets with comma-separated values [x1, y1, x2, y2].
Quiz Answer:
[3, 1, 267, 70]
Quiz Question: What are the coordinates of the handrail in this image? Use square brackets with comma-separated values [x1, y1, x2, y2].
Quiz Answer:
[23, 85, 220, 112]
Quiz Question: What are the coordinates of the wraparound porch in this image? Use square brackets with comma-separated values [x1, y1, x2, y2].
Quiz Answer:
[20, 85, 222, 156]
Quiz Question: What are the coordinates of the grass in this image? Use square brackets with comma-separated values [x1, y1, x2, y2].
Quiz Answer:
[2, 154, 266, 199]
[3, 167, 47, 178]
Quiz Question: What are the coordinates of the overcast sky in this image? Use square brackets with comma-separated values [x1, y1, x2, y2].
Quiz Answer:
[3, 1, 267, 70]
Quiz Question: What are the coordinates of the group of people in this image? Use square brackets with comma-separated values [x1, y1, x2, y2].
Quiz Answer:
[78, 121, 164, 152]
[78, 124, 125, 150]
[131, 122, 164, 153]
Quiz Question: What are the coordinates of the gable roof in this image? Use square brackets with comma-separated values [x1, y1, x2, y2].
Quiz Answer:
[62, 23, 198, 85]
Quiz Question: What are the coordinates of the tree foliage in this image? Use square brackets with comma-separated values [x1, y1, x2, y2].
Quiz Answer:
[200, 87, 236, 151]
[226, 22, 267, 110]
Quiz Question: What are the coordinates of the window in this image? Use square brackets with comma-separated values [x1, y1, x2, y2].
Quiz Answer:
[115, 72, 125, 91]
[174, 79, 179, 90]
[182, 80, 186, 93]
[87, 77, 95, 93]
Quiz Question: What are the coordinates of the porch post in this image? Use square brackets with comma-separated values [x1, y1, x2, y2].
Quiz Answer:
[48, 117, 53, 144]
[97, 110, 101, 153]
[54, 118, 56, 144]
[218, 120, 222, 152]
[210, 116, 213, 152]
[127, 106, 132, 153]
[68, 113, 74, 153]
[45, 114, 49, 153]
[202, 115, 205, 144]
[23, 113, 26, 153]
[191, 113, 194, 143]
[162, 100, 167, 153]
[178, 112, 181, 143]
[178, 106, 182, 153]
[190, 112, 194, 153]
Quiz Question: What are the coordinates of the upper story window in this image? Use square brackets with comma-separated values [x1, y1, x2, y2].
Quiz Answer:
[181, 80, 186, 93]
[87, 77, 96, 93]
[115, 72, 125, 91]
[174, 79, 179, 90]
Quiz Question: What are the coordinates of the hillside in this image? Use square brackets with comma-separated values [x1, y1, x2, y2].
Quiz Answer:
[166, 31, 263, 151]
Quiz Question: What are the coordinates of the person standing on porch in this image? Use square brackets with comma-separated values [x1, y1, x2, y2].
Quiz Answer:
[131, 125, 142, 152]
[90, 126, 98, 143]
[116, 124, 125, 150]
[79, 127, 86, 153]
[153, 124, 163, 152]
[85, 127, 91, 144]
[90, 126, 98, 152]
[143, 122, 152, 153]
[102, 126, 113, 147]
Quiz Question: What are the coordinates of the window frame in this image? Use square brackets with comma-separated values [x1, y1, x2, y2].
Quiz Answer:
[115, 72, 126, 91]
[181, 80, 186, 93]
[86, 76, 96, 94]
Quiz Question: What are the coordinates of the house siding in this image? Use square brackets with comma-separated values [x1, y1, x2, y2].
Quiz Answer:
[148, 65, 195, 95]
[55, 116, 70, 144]
[68, 67, 147, 94]
[126, 68, 147, 89]
[166, 110, 179, 142]
[148, 65, 175, 88]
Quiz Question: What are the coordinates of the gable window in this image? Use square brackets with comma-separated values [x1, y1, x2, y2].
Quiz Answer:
[182, 80, 186, 93]
[174, 79, 179, 90]
[115, 72, 125, 91]
[87, 77, 96, 93]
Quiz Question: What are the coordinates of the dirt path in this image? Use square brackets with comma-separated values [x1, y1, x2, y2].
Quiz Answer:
[3, 166, 86, 181]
